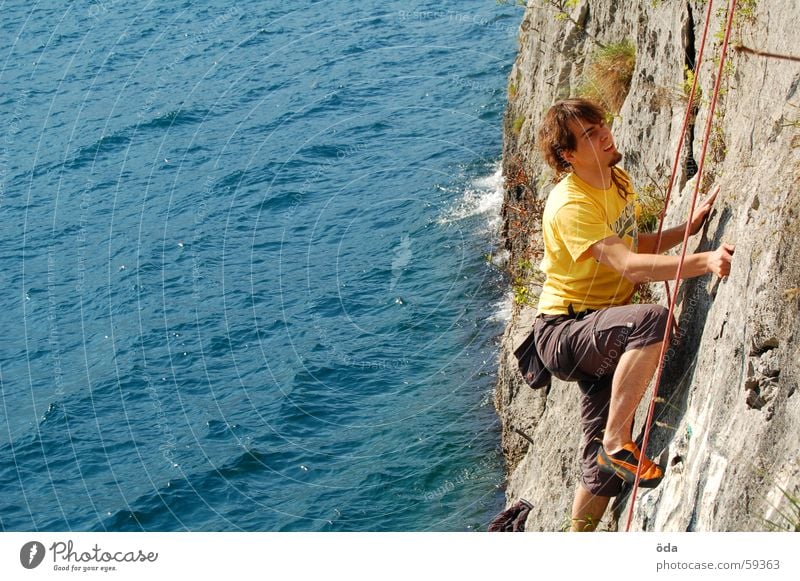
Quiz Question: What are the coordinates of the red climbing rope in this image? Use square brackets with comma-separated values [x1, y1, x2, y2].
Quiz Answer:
[654, 0, 715, 313]
[625, 0, 739, 532]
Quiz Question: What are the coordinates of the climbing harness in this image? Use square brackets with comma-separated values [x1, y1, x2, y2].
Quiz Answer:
[626, 0, 739, 532]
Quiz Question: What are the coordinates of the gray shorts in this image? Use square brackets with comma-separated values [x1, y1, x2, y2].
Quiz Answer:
[533, 304, 668, 497]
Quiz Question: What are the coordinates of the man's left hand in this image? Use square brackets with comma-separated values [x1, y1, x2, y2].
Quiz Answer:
[689, 185, 719, 236]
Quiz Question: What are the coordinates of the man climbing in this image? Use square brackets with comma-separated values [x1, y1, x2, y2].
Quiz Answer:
[533, 98, 734, 531]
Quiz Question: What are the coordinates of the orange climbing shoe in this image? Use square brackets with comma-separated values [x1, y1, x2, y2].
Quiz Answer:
[597, 442, 664, 488]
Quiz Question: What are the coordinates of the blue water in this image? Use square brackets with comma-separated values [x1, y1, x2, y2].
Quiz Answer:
[0, 0, 520, 531]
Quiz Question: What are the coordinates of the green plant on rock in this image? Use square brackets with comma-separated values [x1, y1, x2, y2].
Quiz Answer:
[632, 284, 656, 306]
[714, 0, 758, 48]
[713, 5, 729, 46]
[763, 486, 800, 532]
[578, 40, 636, 114]
[782, 118, 800, 130]
[631, 168, 670, 309]
[512, 281, 536, 307]
[518, 258, 534, 272]
[512, 116, 525, 135]
[681, 65, 702, 109]
[498, 0, 579, 14]
[498, 0, 606, 48]
[636, 182, 666, 234]
[709, 109, 727, 163]
[512, 259, 545, 307]
[509, 70, 522, 100]
[734, 0, 758, 27]
[543, 0, 581, 22]
[548, 0, 607, 47]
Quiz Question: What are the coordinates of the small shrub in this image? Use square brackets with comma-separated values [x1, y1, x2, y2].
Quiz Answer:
[735, 0, 758, 27]
[579, 40, 636, 113]
[635, 183, 666, 234]
[508, 82, 517, 99]
[512, 281, 536, 307]
[511, 116, 525, 135]
[632, 284, 656, 306]
[714, 0, 757, 48]
[709, 110, 727, 162]
[511, 259, 545, 307]
[681, 65, 702, 109]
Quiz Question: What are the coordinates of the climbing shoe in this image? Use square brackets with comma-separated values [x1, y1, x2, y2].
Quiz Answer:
[597, 442, 664, 488]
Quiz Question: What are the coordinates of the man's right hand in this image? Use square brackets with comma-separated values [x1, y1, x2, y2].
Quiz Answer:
[707, 243, 735, 277]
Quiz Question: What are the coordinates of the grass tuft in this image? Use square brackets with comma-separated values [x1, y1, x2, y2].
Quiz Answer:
[635, 183, 666, 234]
[578, 40, 636, 114]
[681, 65, 702, 109]
[511, 116, 525, 135]
[763, 486, 800, 532]
[512, 259, 544, 307]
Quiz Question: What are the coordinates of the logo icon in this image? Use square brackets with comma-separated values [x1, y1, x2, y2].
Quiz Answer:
[20, 541, 46, 569]
[389, 233, 413, 293]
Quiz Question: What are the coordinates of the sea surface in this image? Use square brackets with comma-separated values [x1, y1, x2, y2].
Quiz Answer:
[0, 0, 521, 531]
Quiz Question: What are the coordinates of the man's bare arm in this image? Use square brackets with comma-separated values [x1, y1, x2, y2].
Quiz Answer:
[638, 225, 686, 254]
[636, 186, 720, 254]
[589, 235, 734, 284]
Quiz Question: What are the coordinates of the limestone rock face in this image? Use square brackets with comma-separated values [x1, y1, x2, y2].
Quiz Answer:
[498, 0, 800, 531]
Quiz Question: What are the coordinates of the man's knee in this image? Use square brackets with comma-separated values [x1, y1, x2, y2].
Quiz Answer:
[626, 304, 668, 350]
[646, 303, 669, 323]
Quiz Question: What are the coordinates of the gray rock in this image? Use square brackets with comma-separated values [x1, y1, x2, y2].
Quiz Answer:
[497, 0, 800, 531]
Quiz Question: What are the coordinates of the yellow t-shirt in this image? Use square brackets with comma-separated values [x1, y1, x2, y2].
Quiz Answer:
[537, 169, 639, 315]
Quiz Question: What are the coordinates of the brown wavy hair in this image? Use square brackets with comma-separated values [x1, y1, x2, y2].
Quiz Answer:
[537, 97, 630, 198]
[537, 98, 606, 176]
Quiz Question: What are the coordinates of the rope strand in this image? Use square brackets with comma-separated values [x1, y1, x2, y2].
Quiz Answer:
[625, 0, 739, 532]
[654, 0, 716, 335]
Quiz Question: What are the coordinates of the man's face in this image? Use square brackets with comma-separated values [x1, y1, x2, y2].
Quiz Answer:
[564, 118, 622, 170]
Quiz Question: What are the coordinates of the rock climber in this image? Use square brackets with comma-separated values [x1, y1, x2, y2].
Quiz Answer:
[534, 98, 734, 531]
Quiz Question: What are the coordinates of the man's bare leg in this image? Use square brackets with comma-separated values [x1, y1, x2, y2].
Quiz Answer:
[602, 342, 662, 453]
[571, 485, 610, 531]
